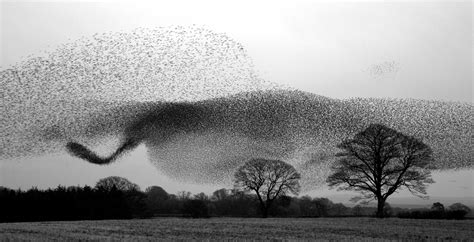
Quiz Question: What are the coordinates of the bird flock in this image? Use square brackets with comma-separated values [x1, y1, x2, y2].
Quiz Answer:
[1, 27, 472, 189]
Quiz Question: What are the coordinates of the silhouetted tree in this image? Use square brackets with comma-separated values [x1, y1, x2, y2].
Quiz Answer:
[398, 202, 471, 220]
[234, 158, 301, 218]
[447, 203, 471, 219]
[194, 192, 209, 201]
[298, 196, 314, 217]
[328, 203, 348, 217]
[313, 197, 334, 217]
[448, 203, 470, 213]
[145, 186, 169, 215]
[95, 176, 141, 192]
[431, 202, 445, 211]
[327, 124, 434, 218]
[209, 188, 230, 215]
[177, 191, 192, 200]
[228, 189, 259, 217]
[211, 188, 229, 201]
[145, 186, 169, 200]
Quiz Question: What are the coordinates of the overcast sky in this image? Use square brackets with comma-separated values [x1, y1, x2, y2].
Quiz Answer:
[1, 0, 472, 201]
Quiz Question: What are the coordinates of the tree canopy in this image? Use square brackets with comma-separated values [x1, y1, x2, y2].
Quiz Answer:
[234, 158, 301, 217]
[327, 123, 434, 218]
[95, 176, 141, 192]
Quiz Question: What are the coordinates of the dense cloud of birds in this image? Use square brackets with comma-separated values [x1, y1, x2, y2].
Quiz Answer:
[1, 27, 472, 189]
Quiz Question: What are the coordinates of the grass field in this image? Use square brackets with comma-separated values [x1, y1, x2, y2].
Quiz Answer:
[1, 217, 473, 241]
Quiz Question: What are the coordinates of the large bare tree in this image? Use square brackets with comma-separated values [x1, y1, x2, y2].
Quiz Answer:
[327, 123, 434, 218]
[234, 158, 301, 218]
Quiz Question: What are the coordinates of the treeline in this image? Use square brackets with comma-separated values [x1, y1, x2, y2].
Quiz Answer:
[0, 186, 147, 222]
[397, 202, 472, 220]
[0, 183, 471, 222]
[0, 185, 359, 222]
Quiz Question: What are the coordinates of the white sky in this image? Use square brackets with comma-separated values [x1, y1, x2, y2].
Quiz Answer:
[0, 0, 472, 201]
[1, 0, 472, 101]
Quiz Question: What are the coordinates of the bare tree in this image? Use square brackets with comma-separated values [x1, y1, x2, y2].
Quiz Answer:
[211, 188, 229, 201]
[194, 192, 209, 201]
[327, 123, 434, 218]
[95, 176, 141, 192]
[176, 191, 192, 201]
[234, 158, 301, 218]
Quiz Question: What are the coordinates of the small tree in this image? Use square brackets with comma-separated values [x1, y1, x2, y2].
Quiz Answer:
[234, 158, 301, 218]
[95, 176, 141, 192]
[431, 202, 445, 211]
[447, 203, 471, 219]
[176, 191, 192, 201]
[145, 186, 169, 215]
[145, 186, 169, 200]
[211, 188, 229, 201]
[327, 123, 434, 218]
[448, 203, 471, 213]
[194, 192, 210, 201]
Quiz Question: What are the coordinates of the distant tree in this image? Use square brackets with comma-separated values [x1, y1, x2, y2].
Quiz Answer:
[228, 189, 259, 217]
[145, 186, 168, 200]
[330, 203, 350, 217]
[234, 158, 301, 218]
[298, 196, 314, 217]
[327, 123, 434, 218]
[211, 188, 229, 201]
[312, 197, 333, 217]
[209, 188, 230, 215]
[177, 191, 192, 201]
[447, 203, 471, 219]
[268, 195, 293, 216]
[431, 202, 445, 211]
[145, 186, 169, 215]
[95, 176, 141, 192]
[448, 203, 471, 213]
[194, 192, 209, 201]
[383, 202, 393, 217]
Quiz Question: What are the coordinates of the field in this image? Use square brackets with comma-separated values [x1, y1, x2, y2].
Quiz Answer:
[1, 217, 473, 241]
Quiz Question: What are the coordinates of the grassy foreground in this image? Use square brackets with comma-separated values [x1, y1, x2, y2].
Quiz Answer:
[1, 217, 473, 241]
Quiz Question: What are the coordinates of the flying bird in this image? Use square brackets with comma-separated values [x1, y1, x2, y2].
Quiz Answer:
[1, 27, 472, 188]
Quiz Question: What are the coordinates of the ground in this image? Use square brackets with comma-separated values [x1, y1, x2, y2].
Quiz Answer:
[1, 217, 473, 241]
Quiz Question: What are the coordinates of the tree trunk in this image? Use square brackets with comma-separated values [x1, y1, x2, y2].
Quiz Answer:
[254, 191, 267, 218]
[376, 198, 385, 218]
[262, 207, 268, 218]
[260, 201, 271, 218]
[257, 203, 269, 218]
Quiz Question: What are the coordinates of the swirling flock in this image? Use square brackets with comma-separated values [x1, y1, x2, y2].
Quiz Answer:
[1, 27, 472, 189]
